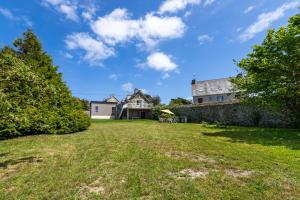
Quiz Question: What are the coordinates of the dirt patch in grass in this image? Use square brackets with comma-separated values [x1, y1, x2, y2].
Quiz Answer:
[169, 168, 256, 180]
[224, 169, 255, 178]
[80, 178, 105, 199]
[165, 151, 217, 163]
[0, 157, 43, 181]
[169, 168, 210, 180]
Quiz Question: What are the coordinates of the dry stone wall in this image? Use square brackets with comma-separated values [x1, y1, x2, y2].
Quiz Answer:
[171, 103, 298, 128]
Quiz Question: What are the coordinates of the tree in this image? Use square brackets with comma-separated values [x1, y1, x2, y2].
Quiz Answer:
[152, 95, 161, 106]
[151, 104, 168, 120]
[169, 97, 192, 107]
[0, 30, 90, 138]
[74, 98, 90, 110]
[231, 12, 300, 117]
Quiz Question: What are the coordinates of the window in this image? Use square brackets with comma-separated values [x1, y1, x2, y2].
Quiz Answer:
[137, 100, 142, 105]
[95, 106, 99, 112]
[208, 96, 212, 101]
[217, 96, 224, 102]
[112, 107, 116, 112]
[198, 98, 203, 103]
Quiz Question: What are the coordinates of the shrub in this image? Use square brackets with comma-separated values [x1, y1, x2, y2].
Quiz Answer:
[151, 104, 168, 119]
[0, 30, 90, 139]
[160, 113, 175, 119]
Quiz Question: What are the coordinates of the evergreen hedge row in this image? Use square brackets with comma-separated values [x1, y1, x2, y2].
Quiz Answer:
[0, 30, 90, 139]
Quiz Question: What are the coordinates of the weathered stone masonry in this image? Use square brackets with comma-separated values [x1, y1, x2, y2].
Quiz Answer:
[171, 103, 298, 128]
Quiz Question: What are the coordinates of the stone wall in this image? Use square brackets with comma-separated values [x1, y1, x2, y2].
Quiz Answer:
[171, 103, 298, 128]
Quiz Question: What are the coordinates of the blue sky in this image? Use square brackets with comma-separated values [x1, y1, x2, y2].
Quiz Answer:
[0, 0, 299, 103]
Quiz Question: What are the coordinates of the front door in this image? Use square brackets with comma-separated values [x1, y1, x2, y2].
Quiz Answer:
[141, 111, 146, 119]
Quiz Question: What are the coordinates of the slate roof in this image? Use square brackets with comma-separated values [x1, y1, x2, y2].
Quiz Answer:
[90, 101, 118, 104]
[90, 95, 119, 104]
[192, 78, 235, 96]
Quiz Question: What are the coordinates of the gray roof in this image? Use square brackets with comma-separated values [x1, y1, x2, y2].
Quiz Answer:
[192, 78, 235, 96]
[90, 101, 118, 105]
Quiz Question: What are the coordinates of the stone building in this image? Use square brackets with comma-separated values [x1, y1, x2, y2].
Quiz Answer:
[191, 78, 239, 104]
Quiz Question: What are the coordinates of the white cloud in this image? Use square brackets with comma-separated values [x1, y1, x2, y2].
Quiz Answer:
[91, 8, 185, 48]
[159, 0, 201, 14]
[162, 73, 170, 79]
[58, 4, 79, 21]
[42, 0, 79, 22]
[140, 13, 185, 47]
[64, 52, 73, 59]
[203, 0, 215, 7]
[198, 34, 213, 45]
[141, 89, 148, 94]
[158, 0, 215, 14]
[63, 6, 188, 66]
[147, 52, 177, 72]
[91, 8, 140, 45]
[183, 11, 192, 18]
[44, 0, 63, 5]
[244, 5, 256, 14]
[82, 7, 96, 21]
[65, 32, 115, 65]
[0, 7, 32, 26]
[0, 7, 14, 20]
[22, 16, 33, 27]
[109, 74, 118, 80]
[240, 1, 300, 41]
[122, 82, 133, 92]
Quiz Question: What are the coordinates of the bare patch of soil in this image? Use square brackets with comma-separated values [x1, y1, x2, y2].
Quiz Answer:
[168, 168, 256, 180]
[224, 169, 254, 178]
[0, 157, 43, 181]
[169, 168, 209, 179]
[80, 178, 105, 199]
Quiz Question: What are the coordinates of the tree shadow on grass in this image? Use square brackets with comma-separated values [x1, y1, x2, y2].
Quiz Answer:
[202, 128, 300, 150]
[0, 153, 9, 157]
[0, 156, 43, 169]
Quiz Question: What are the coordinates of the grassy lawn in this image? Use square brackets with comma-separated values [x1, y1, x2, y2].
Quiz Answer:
[0, 120, 300, 199]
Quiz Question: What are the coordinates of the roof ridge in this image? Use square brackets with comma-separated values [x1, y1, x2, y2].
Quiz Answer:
[195, 77, 231, 83]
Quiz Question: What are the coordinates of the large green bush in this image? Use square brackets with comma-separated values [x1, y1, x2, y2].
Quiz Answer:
[151, 104, 168, 120]
[0, 30, 90, 139]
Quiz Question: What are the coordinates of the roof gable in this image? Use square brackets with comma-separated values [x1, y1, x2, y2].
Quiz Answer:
[105, 96, 119, 103]
[126, 90, 151, 103]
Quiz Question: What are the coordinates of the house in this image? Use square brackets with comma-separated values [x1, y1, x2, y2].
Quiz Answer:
[90, 96, 119, 119]
[117, 89, 154, 119]
[191, 78, 238, 104]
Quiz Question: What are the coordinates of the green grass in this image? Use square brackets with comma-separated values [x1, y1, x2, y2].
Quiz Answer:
[0, 120, 299, 199]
